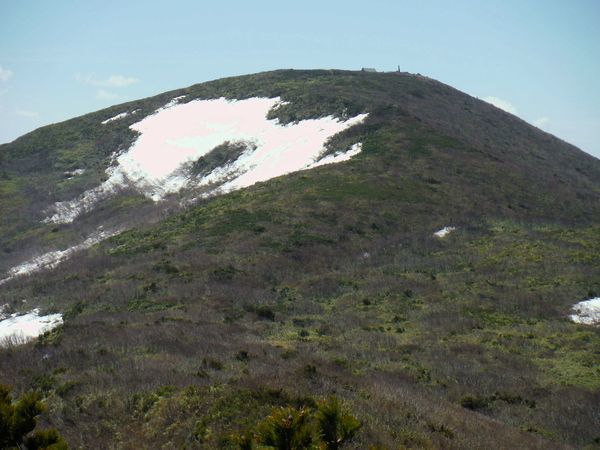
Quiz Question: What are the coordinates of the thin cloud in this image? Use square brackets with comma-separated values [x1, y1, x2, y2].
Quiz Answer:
[76, 73, 139, 87]
[96, 89, 124, 100]
[483, 96, 518, 115]
[104, 75, 139, 87]
[0, 66, 13, 82]
[533, 117, 550, 128]
[16, 109, 39, 118]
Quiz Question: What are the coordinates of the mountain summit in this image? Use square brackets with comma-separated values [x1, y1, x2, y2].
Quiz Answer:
[0, 70, 599, 448]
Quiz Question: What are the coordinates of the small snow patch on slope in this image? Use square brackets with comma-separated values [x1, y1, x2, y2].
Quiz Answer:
[155, 95, 187, 112]
[570, 298, 600, 325]
[305, 143, 363, 169]
[0, 309, 63, 347]
[434, 226, 456, 238]
[44, 96, 367, 224]
[43, 164, 126, 224]
[102, 110, 137, 124]
[0, 228, 120, 285]
[64, 168, 86, 178]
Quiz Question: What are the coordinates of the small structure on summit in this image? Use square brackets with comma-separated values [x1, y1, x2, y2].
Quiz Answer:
[361, 67, 377, 72]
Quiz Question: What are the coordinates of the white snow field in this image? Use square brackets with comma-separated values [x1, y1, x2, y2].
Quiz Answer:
[569, 297, 600, 325]
[434, 226, 456, 238]
[0, 228, 120, 286]
[44, 96, 367, 224]
[0, 308, 63, 346]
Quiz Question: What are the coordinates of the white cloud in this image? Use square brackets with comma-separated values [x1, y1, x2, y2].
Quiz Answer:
[16, 109, 38, 118]
[0, 66, 13, 82]
[104, 75, 139, 87]
[533, 117, 550, 128]
[96, 89, 123, 100]
[483, 96, 518, 115]
[76, 73, 139, 87]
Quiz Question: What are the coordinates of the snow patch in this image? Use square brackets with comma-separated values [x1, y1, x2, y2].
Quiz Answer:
[44, 96, 367, 223]
[0, 308, 63, 347]
[64, 168, 86, 178]
[569, 297, 600, 325]
[0, 228, 120, 285]
[155, 96, 187, 112]
[44, 165, 126, 224]
[102, 111, 131, 124]
[434, 226, 456, 238]
[305, 143, 363, 169]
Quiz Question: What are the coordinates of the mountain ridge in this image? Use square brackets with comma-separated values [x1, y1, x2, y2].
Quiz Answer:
[0, 69, 599, 449]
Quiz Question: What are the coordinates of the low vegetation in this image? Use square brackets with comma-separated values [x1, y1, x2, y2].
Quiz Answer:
[188, 141, 254, 179]
[0, 385, 67, 449]
[0, 70, 599, 448]
[234, 396, 360, 449]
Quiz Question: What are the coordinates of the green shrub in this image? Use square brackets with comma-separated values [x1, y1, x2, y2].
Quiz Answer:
[256, 406, 314, 450]
[460, 395, 490, 410]
[234, 430, 254, 450]
[25, 428, 68, 450]
[241, 396, 361, 449]
[0, 384, 66, 449]
[188, 141, 252, 177]
[315, 396, 361, 450]
[211, 264, 238, 282]
[244, 304, 276, 321]
[256, 306, 276, 321]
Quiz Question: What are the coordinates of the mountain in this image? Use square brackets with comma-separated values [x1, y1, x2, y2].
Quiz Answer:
[0, 69, 599, 449]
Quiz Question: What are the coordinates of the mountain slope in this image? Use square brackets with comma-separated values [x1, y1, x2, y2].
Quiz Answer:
[0, 70, 599, 449]
[1, 70, 598, 273]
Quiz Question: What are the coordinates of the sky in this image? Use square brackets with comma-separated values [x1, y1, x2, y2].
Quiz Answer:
[0, 0, 599, 158]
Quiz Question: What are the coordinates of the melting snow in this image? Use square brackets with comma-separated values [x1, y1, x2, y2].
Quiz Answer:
[155, 96, 187, 112]
[434, 226, 456, 238]
[0, 228, 120, 285]
[44, 165, 126, 223]
[102, 112, 129, 124]
[44, 96, 367, 224]
[101, 110, 138, 124]
[569, 297, 600, 325]
[304, 143, 363, 169]
[64, 168, 86, 178]
[0, 308, 63, 346]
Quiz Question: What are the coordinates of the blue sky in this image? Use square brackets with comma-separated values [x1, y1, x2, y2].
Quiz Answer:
[1, 0, 599, 158]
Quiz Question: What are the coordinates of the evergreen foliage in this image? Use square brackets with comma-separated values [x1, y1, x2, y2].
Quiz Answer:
[256, 406, 314, 450]
[188, 141, 253, 178]
[0, 385, 67, 449]
[315, 396, 361, 450]
[249, 396, 360, 449]
[25, 429, 68, 450]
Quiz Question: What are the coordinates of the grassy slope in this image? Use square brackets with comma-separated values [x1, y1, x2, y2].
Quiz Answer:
[0, 70, 599, 448]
